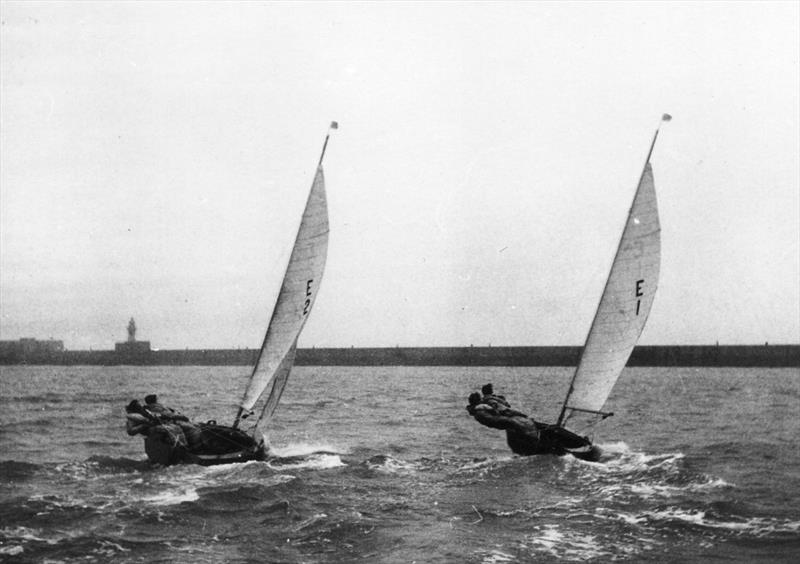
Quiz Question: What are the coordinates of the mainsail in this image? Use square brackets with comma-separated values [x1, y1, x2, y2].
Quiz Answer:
[234, 125, 334, 432]
[557, 119, 665, 427]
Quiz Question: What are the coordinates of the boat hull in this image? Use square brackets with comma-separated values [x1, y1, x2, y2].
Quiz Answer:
[142, 423, 266, 466]
[506, 425, 602, 462]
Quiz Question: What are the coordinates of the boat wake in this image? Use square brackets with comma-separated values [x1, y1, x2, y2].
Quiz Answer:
[85, 454, 154, 473]
[267, 441, 347, 458]
[264, 441, 346, 470]
[361, 453, 420, 474]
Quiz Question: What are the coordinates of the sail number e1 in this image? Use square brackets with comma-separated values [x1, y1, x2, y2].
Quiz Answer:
[635, 279, 644, 315]
[303, 279, 314, 315]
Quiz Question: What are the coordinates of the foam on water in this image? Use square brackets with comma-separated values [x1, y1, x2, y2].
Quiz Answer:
[452, 455, 517, 480]
[477, 548, 516, 563]
[268, 453, 344, 470]
[0, 526, 49, 544]
[626, 475, 733, 499]
[364, 454, 419, 474]
[641, 507, 800, 536]
[0, 545, 23, 556]
[141, 486, 200, 506]
[524, 524, 611, 561]
[598, 445, 686, 472]
[268, 441, 347, 458]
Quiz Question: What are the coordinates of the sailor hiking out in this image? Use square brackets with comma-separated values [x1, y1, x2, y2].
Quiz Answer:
[466, 383, 601, 461]
[125, 394, 262, 465]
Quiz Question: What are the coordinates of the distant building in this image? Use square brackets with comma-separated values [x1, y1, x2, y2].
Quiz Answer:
[0, 338, 64, 362]
[114, 317, 151, 361]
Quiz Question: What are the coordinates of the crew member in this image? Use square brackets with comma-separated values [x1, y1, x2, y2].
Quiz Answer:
[125, 400, 154, 436]
[466, 384, 600, 460]
[480, 383, 512, 410]
[466, 391, 539, 437]
[143, 394, 189, 423]
[466, 385, 562, 456]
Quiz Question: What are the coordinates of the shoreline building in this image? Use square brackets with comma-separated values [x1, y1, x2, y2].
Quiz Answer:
[0, 338, 64, 363]
[114, 318, 151, 362]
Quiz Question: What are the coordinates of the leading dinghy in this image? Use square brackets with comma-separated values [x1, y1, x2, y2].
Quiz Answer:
[467, 115, 668, 461]
[125, 122, 336, 466]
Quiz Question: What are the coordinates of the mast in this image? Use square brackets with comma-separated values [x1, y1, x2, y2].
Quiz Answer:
[318, 121, 338, 168]
[233, 121, 337, 430]
[556, 114, 670, 427]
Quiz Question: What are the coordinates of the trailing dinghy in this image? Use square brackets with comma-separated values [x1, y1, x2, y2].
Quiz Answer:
[125, 122, 336, 466]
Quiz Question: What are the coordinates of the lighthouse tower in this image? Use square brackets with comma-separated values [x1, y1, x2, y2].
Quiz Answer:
[115, 317, 151, 363]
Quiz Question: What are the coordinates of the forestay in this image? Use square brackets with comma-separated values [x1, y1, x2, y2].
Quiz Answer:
[559, 159, 661, 425]
[239, 165, 330, 414]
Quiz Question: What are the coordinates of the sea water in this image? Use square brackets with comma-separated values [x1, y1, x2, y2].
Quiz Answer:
[1, 365, 798, 563]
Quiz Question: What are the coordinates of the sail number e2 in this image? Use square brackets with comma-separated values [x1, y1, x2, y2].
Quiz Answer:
[303, 279, 314, 315]
[635, 279, 644, 315]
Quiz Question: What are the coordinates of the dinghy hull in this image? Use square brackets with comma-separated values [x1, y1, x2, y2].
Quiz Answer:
[506, 425, 602, 462]
[142, 423, 266, 466]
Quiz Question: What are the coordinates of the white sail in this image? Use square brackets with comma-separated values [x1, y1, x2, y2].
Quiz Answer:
[559, 156, 661, 425]
[239, 164, 329, 413]
[253, 341, 297, 436]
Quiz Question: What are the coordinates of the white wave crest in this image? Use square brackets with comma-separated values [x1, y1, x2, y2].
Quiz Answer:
[524, 524, 612, 560]
[268, 453, 344, 470]
[268, 442, 347, 457]
[367, 455, 419, 474]
[478, 548, 516, 563]
[596, 440, 632, 454]
[456, 455, 515, 473]
[141, 486, 199, 506]
[622, 507, 800, 537]
[627, 476, 734, 499]
[0, 526, 48, 543]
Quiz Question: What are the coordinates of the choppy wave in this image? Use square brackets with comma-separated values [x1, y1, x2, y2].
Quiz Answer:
[631, 507, 800, 537]
[85, 455, 153, 473]
[523, 524, 614, 561]
[362, 454, 419, 474]
[0, 460, 40, 481]
[268, 453, 344, 471]
[140, 486, 200, 506]
[268, 441, 347, 458]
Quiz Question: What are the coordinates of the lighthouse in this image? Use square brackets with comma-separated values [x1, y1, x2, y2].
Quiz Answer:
[115, 318, 151, 363]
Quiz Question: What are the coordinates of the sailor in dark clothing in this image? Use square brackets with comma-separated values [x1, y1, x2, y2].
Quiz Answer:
[143, 394, 189, 422]
[466, 384, 599, 458]
[126, 396, 191, 442]
[466, 391, 539, 436]
[480, 383, 512, 410]
[125, 400, 156, 436]
[466, 386, 564, 456]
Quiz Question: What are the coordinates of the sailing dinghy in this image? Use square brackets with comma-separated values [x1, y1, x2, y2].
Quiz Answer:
[549, 117, 666, 459]
[468, 115, 667, 461]
[125, 123, 335, 466]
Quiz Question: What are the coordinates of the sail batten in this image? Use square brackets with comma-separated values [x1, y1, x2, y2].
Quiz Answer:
[558, 155, 661, 426]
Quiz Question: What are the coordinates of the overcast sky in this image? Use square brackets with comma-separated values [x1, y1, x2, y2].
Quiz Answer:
[1, 2, 798, 350]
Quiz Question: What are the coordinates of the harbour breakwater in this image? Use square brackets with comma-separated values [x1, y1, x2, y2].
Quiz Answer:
[0, 345, 797, 367]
